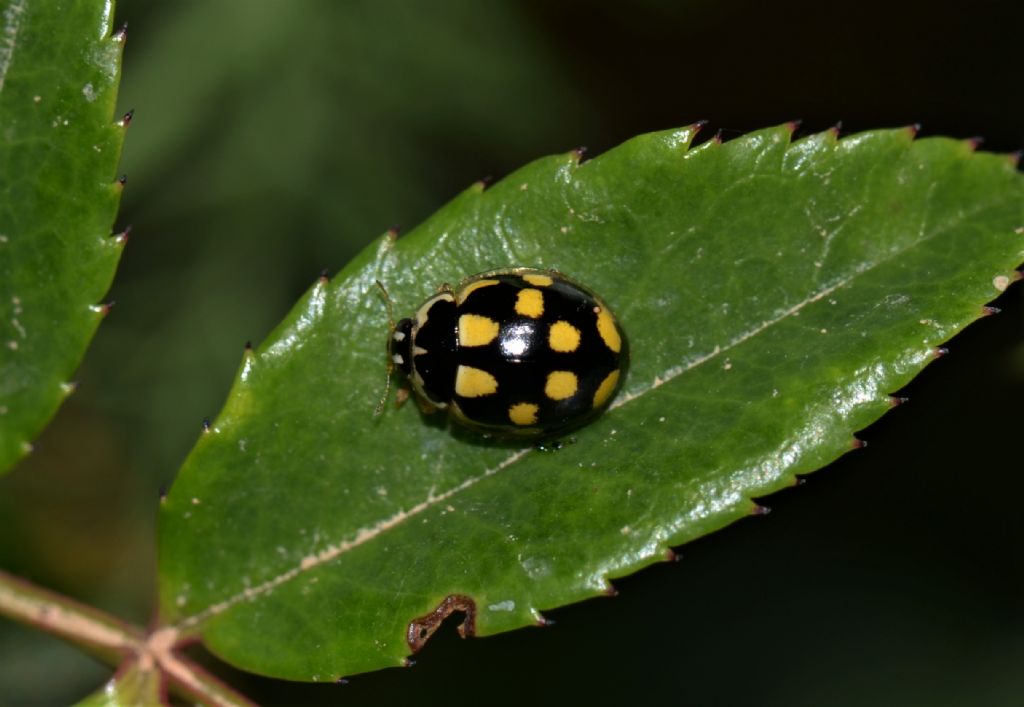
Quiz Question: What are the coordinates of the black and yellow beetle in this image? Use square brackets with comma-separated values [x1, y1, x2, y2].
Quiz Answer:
[388, 268, 627, 437]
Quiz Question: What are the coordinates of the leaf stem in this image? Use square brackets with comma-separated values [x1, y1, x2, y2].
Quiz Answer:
[0, 567, 142, 665]
[0, 569, 256, 707]
[151, 638, 259, 707]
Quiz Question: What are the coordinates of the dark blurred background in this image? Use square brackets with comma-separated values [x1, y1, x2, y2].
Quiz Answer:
[1, 1, 1022, 704]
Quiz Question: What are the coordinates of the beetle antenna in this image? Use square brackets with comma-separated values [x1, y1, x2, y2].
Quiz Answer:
[374, 280, 395, 416]
[375, 279, 395, 331]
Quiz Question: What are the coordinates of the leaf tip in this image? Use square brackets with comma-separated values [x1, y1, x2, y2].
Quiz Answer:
[602, 580, 618, 597]
[1005, 150, 1021, 168]
[60, 381, 78, 398]
[981, 305, 1001, 317]
[570, 145, 589, 165]
[850, 436, 868, 450]
[118, 109, 134, 128]
[932, 346, 950, 359]
[201, 417, 212, 433]
[20, 441, 34, 456]
[112, 21, 128, 43]
[905, 123, 922, 139]
[750, 503, 771, 516]
[115, 174, 128, 189]
[319, 269, 331, 284]
[785, 118, 803, 136]
[828, 121, 843, 139]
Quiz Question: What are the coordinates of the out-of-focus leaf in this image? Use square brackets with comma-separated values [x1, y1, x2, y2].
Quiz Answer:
[74, 663, 164, 707]
[0, 0, 126, 473]
[158, 125, 1023, 679]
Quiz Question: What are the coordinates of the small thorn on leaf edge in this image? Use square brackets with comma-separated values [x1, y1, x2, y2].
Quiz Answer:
[92, 301, 115, 317]
[113, 224, 132, 243]
[965, 135, 984, 150]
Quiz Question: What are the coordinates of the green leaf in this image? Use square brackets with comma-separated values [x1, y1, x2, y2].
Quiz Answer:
[158, 125, 1024, 680]
[0, 0, 127, 473]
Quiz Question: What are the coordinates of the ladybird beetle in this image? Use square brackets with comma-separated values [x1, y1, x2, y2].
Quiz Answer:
[389, 268, 627, 437]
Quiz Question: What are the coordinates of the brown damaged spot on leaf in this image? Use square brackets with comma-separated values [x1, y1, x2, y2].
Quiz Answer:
[406, 594, 477, 653]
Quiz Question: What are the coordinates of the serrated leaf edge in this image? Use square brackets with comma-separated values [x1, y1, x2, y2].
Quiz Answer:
[167, 126, 1023, 654]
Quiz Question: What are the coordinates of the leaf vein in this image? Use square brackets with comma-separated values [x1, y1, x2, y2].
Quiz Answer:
[175, 448, 531, 631]
[0, 0, 26, 94]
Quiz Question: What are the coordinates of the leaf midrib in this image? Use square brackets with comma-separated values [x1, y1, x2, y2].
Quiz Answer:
[0, 0, 27, 95]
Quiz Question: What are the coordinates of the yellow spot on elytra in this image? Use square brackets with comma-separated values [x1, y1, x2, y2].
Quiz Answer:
[515, 288, 544, 318]
[548, 320, 581, 352]
[595, 307, 621, 353]
[545, 371, 578, 400]
[593, 370, 620, 408]
[522, 273, 553, 287]
[508, 402, 539, 426]
[455, 365, 498, 398]
[458, 314, 499, 347]
[415, 293, 454, 327]
[456, 279, 499, 304]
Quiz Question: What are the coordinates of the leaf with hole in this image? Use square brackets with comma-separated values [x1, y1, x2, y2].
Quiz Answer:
[157, 124, 1024, 680]
[0, 0, 128, 474]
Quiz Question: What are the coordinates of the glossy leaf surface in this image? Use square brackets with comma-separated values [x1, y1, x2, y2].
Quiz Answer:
[158, 125, 1024, 679]
[0, 0, 126, 473]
